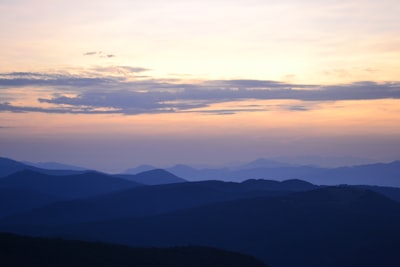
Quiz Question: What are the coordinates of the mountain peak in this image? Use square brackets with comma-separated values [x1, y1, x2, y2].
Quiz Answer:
[124, 164, 157, 175]
[123, 169, 186, 185]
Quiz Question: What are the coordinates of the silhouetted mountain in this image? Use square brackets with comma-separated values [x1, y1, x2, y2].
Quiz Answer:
[271, 155, 376, 167]
[0, 233, 268, 267]
[240, 178, 316, 191]
[0, 157, 87, 177]
[0, 188, 64, 219]
[165, 160, 400, 187]
[166, 164, 219, 180]
[356, 185, 400, 202]
[232, 166, 324, 181]
[305, 161, 400, 187]
[124, 164, 157, 174]
[3, 187, 399, 267]
[23, 161, 88, 171]
[167, 164, 324, 182]
[0, 157, 36, 177]
[118, 169, 186, 185]
[6, 177, 399, 229]
[0, 170, 141, 199]
[235, 158, 294, 169]
[0, 179, 315, 225]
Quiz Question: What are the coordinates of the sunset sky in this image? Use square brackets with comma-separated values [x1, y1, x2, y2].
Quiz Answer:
[1, 0, 400, 172]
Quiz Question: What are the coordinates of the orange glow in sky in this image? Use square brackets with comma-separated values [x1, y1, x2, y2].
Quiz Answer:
[0, 0, 399, 171]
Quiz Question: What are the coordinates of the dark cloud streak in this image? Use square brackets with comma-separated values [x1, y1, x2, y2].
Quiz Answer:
[0, 102, 120, 115]
[83, 51, 117, 58]
[83, 51, 98, 56]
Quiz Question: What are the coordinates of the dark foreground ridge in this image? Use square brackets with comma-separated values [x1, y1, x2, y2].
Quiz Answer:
[0, 233, 268, 267]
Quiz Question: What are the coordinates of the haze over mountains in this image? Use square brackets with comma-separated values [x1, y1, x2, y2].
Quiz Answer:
[1, 156, 400, 267]
[125, 158, 400, 187]
[23, 161, 88, 171]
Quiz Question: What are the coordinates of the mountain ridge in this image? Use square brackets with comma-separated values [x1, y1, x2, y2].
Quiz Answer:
[2, 186, 399, 267]
[0, 170, 141, 199]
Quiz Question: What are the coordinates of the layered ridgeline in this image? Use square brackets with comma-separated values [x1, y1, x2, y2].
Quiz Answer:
[2, 156, 400, 186]
[2, 183, 400, 266]
[137, 159, 400, 187]
[1, 156, 400, 266]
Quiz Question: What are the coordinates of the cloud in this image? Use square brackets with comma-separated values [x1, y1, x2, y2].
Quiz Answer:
[83, 51, 98, 56]
[0, 72, 118, 88]
[0, 102, 120, 114]
[83, 51, 116, 58]
[0, 69, 399, 115]
[91, 66, 149, 75]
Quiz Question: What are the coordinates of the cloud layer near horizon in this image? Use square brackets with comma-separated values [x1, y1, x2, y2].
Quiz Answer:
[1, 70, 399, 115]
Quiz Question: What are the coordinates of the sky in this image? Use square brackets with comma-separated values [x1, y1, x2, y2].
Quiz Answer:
[1, 0, 400, 172]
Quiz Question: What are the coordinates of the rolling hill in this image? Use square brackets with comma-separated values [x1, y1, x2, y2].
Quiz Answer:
[2, 187, 400, 267]
[0, 179, 316, 225]
[0, 233, 268, 267]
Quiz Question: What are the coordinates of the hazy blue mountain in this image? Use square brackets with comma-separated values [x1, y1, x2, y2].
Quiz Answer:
[270, 155, 376, 168]
[124, 164, 157, 174]
[22, 161, 88, 171]
[229, 166, 324, 181]
[0, 179, 315, 225]
[0, 157, 37, 177]
[166, 164, 324, 182]
[234, 158, 294, 170]
[0, 157, 87, 177]
[165, 161, 400, 187]
[4, 156, 399, 187]
[117, 169, 186, 185]
[305, 161, 400, 187]
[0, 170, 141, 199]
[165, 165, 234, 181]
[0, 233, 268, 267]
[3, 187, 400, 267]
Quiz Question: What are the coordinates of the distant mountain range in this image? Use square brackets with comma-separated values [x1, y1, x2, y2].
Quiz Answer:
[0, 157, 187, 185]
[1, 156, 400, 266]
[145, 160, 400, 187]
[116, 169, 186, 185]
[0, 157, 87, 177]
[22, 161, 88, 171]
[4, 156, 399, 187]
[0, 170, 140, 199]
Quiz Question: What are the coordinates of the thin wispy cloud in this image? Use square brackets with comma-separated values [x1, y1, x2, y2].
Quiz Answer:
[83, 51, 98, 56]
[83, 51, 116, 59]
[0, 69, 399, 115]
[91, 66, 149, 75]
